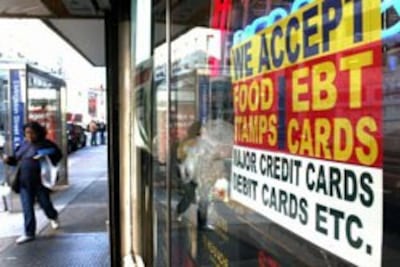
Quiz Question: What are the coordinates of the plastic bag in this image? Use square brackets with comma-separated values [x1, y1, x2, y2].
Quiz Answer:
[40, 156, 59, 189]
[0, 182, 11, 196]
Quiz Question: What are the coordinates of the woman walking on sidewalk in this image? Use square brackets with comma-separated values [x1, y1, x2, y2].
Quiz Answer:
[2, 121, 62, 244]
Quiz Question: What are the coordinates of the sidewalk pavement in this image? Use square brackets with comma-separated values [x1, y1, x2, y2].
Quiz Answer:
[0, 145, 109, 259]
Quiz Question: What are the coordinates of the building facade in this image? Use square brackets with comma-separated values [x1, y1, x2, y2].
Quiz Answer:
[1, 0, 399, 266]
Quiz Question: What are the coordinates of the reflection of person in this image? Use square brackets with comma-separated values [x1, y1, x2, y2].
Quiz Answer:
[89, 120, 98, 146]
[177, 121, 201, 162]
[2, 121, 62, 244]
[178, 119, 234, 228]
[175, 121, 201, 218]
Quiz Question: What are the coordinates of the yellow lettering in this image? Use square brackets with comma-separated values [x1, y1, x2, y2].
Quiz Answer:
[312, 61, 337, 110]
[288, 118, 300, 153]
[299, 119, 314, 156]
[292, 67, 310, 112]
[239, 83, 247, 112]
[235, 116, 243, 143]
[269, 114, 277, 146]
[248, 80, 259, 112]
[261, 78, 274, 110]
[259, 115, 268, 144]
[315, 118, 332, 159]
[356, 116, 378, 165]
[334, 118, 353, 161]
[248, 115, 258, 142]
[340, 51, 373, 109]
[233, 84, 239, 113]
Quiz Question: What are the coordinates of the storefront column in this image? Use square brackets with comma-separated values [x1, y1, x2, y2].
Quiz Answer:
[105, 0, 135, 264]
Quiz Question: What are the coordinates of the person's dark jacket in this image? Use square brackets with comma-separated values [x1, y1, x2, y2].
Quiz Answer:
[5, 139, 62, 190]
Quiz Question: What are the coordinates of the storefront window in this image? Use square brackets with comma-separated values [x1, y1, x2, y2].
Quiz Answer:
[140, 0, 400, 266]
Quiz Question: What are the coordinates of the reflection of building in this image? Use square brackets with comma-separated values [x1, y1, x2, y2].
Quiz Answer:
[154, 27, 222, 82]
[154, 68, 232, 163]
[153, 27, 228, 162]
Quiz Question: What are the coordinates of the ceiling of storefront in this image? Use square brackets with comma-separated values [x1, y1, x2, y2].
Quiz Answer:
[0, 0, 110, 17]
[0, 0, 211, 67]
[44, 18, 105, 66]
[0, 0, 51, 17]
[0, 0, 109, 66]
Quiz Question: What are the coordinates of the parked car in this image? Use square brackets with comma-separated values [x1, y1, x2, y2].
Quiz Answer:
[66, 122, 87, 153]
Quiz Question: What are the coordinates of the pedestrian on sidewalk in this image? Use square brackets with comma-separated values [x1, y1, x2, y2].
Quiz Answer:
[89, 120, 98, 146]
[98, 121, 106, 145]
[2, 121, 63, 244]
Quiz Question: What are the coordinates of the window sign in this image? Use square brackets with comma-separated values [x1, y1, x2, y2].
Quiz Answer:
[230, 0, 382, 266]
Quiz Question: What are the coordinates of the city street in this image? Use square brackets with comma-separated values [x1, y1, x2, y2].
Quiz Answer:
[0, 144, 110, 266]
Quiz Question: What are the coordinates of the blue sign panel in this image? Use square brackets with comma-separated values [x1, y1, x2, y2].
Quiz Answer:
[10, 69, 24, 150]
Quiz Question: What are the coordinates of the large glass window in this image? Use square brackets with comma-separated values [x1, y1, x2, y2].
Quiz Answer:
[139, 0, 400, 266]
